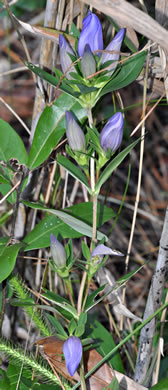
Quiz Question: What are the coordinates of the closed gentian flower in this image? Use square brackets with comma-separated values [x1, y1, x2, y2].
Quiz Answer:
[77, 12, 103, 57]
[59, 34, 76, 79]
[50, 234, 66, 268]
[81, 44, 96, 78]
[91, 244, 123, 258]
[101, 28, 125, 75]
[63, 336, 82, 376]
[100, 112, 124, 153]
[65, 111, 85, 151]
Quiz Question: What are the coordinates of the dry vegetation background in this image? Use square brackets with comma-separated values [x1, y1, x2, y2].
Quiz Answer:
[0, 0, 168, 389]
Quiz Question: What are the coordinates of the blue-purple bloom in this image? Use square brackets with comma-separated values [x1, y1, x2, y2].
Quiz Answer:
[77, 12, 103, 57]
[65, 111, 86, 151]
[100, 112, 124, 153]
[91, 244, 123, 258]
[63, 336, 82, 376]
[50, 234, 66, 268]
[81, 44, 96, 77]
[101, 28, 125, 75]
[59, 34, 76, 79]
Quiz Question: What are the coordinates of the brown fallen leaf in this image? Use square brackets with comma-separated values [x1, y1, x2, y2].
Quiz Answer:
[36, 336, 147, 390]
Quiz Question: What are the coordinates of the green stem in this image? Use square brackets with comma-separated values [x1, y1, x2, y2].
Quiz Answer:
[79, 357, 87, 390]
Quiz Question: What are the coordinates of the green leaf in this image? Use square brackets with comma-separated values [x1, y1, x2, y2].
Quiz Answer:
[23, 201, 107, 243]
[84, 285, 106, 312]
[0, 171, 10, 184]
[149, 379, 168, 390]
[75, 312, 87, 337]
[99, 51, 146, 97]
[23, 202, 115, 251]
[57, 154, 91, 193]
[47, 313, 67, 338]
[95, 138, 140, 194]
[0, 119, 28, 164]
[87, 320, 124, 373]
[21, 378, 60, 390]
[74, 83, 98, 94]
[0, 243, 23, 283]
[0, 368, 10, 390]
[102, 377, 120, 390]
[26, 62, 80, 98]
[28, 94, 86, 169]
[6, 363, 31, 390]
[0, 183, 16, 204]
[43, 290, 78, 319]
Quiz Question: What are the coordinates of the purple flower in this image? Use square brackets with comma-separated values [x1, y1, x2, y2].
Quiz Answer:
[77, 12, 103, 57]
[100, 112, 124, 153]
[50, 234, 66, 268]
[59, 34, 76, 79]
[65, 111, 86, 151]
[91, 244, 124, 258]
[101, 28, 125, 75]
[81, 44, 96, 77]
[63, 336, 82, 376]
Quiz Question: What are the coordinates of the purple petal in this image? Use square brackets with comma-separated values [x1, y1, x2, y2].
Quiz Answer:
[101, 28, 125, 75]
[65, 111, 85, 151]
[100, 112, 124, 152]
[50, 234, 66, 268]
[91, 244, 124, 257]
[77, 12, 103, 57]
[59, 34, 76, 79]
[63, 336, 82, 376]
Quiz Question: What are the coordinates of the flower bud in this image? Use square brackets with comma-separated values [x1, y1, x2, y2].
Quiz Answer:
[65, 111, 85, 151]
[100, 112, 124, 153]
[77, 12, 103, 57]
[59, 34, 76, 79]
[63, 336, 82, 376]
[101, 28, 125, 75]
[50, 234, 66, 268]
[81, 44, 96, 78]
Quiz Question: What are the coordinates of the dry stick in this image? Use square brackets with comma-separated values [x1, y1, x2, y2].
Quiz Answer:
[134, 206, 168, 385]
[154, 290, 168, 384]
[120, 43, 150, 331]
[46, 356, 66, 390]
[2, 0, 36, 83]
[0, 97, 31, 135]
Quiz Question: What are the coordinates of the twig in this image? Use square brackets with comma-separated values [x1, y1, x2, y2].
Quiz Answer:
[0, 97, 31, 135]
[120, 40, 150, 330]
[134, 206, 168, 384]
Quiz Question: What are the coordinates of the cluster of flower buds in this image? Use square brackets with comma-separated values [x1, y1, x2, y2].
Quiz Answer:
[63, 336, 82, 376]
[59, 11, 125, 79]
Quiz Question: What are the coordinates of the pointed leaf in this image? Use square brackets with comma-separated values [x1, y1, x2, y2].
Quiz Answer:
[95, 138, 140, 194]
[23, 201, 107, 242]
[0, 243, 23, 283]
[26, 63, 80, 98]
[57, 154, 91, 193]
[28, 94, 86, 170]
[0, 119, 28, 164]
[99, 51, 146, 97]
[23, 202, 115, 251]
